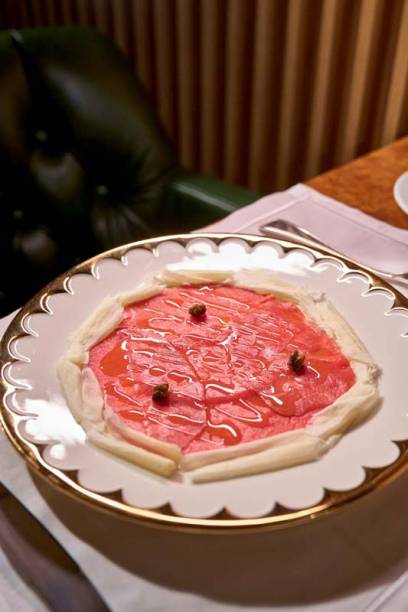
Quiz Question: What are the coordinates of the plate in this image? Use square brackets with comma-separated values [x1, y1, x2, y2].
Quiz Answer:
[393, 171, 408, 215]
[1, 233, 408, 532]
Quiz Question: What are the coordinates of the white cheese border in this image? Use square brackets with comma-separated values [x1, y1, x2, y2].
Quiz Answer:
[57, 269, 380, 482]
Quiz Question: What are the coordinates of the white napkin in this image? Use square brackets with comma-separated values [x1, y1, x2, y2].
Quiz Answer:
[1, 184, 408, 612]
[204, 184, 408, 273]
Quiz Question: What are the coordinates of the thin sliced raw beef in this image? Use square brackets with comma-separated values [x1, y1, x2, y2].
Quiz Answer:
[89, 284, 355, 453]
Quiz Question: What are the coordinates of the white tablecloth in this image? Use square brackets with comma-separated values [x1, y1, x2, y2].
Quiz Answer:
[2, 184, 408, 612]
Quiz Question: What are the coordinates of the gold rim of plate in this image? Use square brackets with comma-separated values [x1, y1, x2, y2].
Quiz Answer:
[1, 233, 408, 534]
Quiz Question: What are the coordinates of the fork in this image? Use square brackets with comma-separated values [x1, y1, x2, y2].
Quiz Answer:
[260, 219, 408, 288]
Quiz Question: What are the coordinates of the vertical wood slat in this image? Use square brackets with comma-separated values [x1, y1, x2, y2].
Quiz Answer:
[380, 0, 408, 145]
[19, 0, 31, 27]
[248, 0, 280, 190]
[92, 0, 109, 34]
[175, 0, 198, 168]
[132, 0, 155, 97]
[75, 0, 87, 26]
[304, 0, 342, 179]
[335, 0, 384, 165]
[31, 0, 44, 25]
[199, 0, 225, 175]
[275, 0, 312, 189]
[224, 0, 254, 185]
[0, 0, 408, 193]
[152, 0, 177, 143]
[45, 0, 57, 26]
[60, 0, 74, 25]
[111, 0, 128, 54]
[369, 0, 402, 151]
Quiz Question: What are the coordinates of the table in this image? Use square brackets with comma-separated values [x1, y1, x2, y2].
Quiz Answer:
[1, 136, 408, 611]
[307, 136, 408, 230]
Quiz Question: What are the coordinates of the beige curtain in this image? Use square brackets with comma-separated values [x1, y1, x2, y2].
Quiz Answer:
[1, 0, 407, 193]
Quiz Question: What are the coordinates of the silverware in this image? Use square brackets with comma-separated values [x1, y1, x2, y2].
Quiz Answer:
[260, 219, 408, 288]
[0, 483, 109, 611]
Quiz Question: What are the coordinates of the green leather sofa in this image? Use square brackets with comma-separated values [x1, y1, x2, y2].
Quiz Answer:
[0, 27, 258, 316]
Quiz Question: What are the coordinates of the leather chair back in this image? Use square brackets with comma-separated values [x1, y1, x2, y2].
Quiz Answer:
[0, 27, 178, 315]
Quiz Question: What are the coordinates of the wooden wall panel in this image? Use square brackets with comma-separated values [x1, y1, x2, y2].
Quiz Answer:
[1, 0, 407, 193]
[199, 0, 226, 176]
[381, 0, 408, 145]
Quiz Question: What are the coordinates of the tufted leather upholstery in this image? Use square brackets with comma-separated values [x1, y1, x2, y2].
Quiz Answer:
[0, 27, 257, 317]
[0, 27, 179, 316]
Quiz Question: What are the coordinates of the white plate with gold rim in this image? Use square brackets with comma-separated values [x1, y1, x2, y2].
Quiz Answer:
[394, 171, 408, 215]
[1, 233, 408, 532]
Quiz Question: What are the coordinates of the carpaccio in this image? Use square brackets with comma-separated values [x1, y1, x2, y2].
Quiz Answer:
[89, 284, 355, 455]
